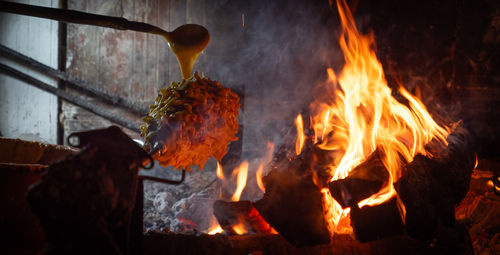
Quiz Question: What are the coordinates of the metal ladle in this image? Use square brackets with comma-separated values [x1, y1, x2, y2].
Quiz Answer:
[0, 1, 209, 79]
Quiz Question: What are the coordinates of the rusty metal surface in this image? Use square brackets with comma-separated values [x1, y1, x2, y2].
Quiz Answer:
[62, 0, 212, 144]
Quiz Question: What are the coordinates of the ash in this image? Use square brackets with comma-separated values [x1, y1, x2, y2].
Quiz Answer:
[141, 159, 221, 233]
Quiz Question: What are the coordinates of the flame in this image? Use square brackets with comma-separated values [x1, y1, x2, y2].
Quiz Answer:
[307, 0, 450, 234]
[232, 222, 248, 235]
[256, 142, 275, 193]
[474, 154, 478, 170]
[207, 215, 224, 235]
[208, 225, 223, 235]
[231, 161, 249, 201]
[256, 165, 266, 192]
[216, 161, 225, 181]
[295, 114, 305, 155]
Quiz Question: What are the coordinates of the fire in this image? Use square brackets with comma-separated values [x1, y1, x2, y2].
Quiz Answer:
[256, 142, 275, 192]
[232, 222, 248, 235]
[208, 224, 223, 235]
[307, 0, 450, 234]
[216, 161, 225, 181]
[295, 114, 306, 155]
[256, 165, 266, 192]
[207, 216, 224, 235]
[231, 161, 249, 201]
[474, 154, 478, 170]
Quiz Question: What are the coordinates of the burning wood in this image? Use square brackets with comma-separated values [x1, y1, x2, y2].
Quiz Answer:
[208, 0, 476, 248]
[252, 150, 332, 247]
[141, 72, 240, 171]
[328, 149, 389, 208]
[213, 200, 276, 235]
[395, 123, 475, 242]
[349, 197, 405, 242]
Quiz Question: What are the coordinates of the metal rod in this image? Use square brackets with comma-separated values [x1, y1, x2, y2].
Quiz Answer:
[0, 62, 141, 132]
[0, 1, 168, 36]
[139, 170, 186, 185]
[0, 44, 148, 115]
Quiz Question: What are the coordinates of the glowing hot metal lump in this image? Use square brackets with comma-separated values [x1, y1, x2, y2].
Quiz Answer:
[141, 73, 240, 171]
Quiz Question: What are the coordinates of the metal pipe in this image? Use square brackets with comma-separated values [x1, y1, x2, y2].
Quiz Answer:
[0, 44, 149, 115]
[0, 62, 141, 132]
[139, 170, 186, 185]
[0, 1, 167, 36]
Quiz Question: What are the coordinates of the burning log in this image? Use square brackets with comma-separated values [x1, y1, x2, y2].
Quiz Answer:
[328, 150, 389, 208]
[253, 152, 332, 247]
[323, 123, 474, 244]
[213, 200, 276, 235]
[349, 197, 405, 242]
[395, 123, 475, 243]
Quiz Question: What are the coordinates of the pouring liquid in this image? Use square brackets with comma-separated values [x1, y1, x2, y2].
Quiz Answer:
[162, 24, 210, 79]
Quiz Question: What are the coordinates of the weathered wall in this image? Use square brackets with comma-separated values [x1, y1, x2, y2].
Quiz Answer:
[62, 0, 208, 142]
[0, 0, 59, 143]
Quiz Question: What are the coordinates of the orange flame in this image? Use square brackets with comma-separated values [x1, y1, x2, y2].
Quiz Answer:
[256, 165, 266, 192]
[231, 161, 249, 201]
[474, 154, 478, 170]
[308, 0, 450, 234]
[256, 142, 274, 193]
[232, 222, 248, 235]
[295, 114, 305, 155]
[216, 161, 225, 181]
[207, 215, 224, 235]
[208, 224, 223, 235]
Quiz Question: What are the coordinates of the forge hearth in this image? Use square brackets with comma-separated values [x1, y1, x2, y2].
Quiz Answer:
[2, 0, 500, 254]
[210, 122, 474, 249]
[0, 127, 496, 255]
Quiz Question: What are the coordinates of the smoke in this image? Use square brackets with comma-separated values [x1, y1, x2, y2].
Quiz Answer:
[199, 0, 343, 158]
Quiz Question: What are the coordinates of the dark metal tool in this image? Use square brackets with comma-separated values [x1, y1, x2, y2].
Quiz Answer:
[0, 1, 167, 35]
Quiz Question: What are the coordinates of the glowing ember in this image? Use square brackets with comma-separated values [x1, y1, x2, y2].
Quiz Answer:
[231, 161, 249, 202]
[208, 224, 223, 235]
[207, 215, 224, 235]
[232, 222, 248, 235]
[295, 114, 306, 155]
[306, 0, 450, 234]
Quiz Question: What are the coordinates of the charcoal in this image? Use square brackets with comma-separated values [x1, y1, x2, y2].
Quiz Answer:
[350, 197, 405, 242]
